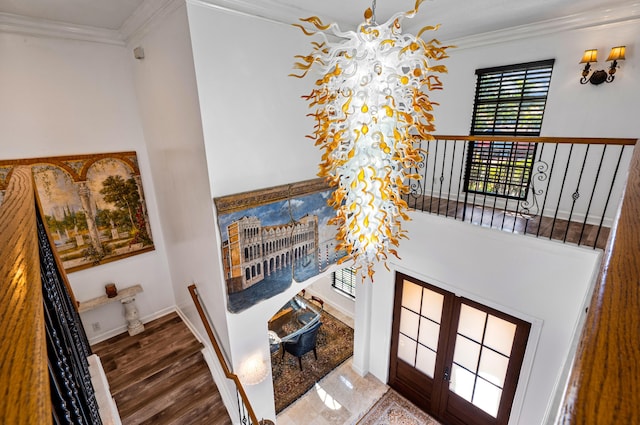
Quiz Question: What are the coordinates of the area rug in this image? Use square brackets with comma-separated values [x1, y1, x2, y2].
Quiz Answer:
[272, 310, 354, 414]
[357, 389, 442, 425]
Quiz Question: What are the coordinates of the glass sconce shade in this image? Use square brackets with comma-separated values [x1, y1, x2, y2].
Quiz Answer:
[607, 46, 626, 62]
[580, 49, 598, 64]
[238, 353, 268, 386]
[291, 0, 450, 279]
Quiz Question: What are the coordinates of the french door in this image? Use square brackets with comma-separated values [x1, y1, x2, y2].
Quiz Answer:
[389, 272, 531, 425]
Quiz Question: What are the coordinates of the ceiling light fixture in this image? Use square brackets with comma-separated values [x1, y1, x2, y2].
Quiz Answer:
[579, 46, 626, 85]
[291, 0, 450, 280]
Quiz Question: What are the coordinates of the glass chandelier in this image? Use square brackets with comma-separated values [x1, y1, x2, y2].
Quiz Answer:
[291, 0, 450, 280]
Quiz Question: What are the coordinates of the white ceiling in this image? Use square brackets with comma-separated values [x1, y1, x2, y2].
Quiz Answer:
[0, 0, 145, 30]
[0, 0, 638, 41]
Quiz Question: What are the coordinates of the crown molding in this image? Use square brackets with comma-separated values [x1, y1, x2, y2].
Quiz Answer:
[0, 12, 123, 45]
[186, 0, 342, 28]
[121, 0, 184, 47]
[435, 2, 640, 50]
[0, 0, 638, 49]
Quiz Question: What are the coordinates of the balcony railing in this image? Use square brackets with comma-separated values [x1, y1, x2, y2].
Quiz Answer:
[1, 166, 101, 425]
[406, 135, 636, 249]
[558, 140, 640, 423]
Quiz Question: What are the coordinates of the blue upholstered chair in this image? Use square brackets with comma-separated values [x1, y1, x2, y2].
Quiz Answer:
[282, 320, 322, 370]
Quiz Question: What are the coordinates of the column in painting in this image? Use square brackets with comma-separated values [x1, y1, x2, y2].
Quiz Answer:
[76, 181, 104, 258]
[133, 174, 152, 241]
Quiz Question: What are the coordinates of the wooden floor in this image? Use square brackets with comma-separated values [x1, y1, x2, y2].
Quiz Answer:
[406, 195, 610, 250]
[92, 312, 231, 425]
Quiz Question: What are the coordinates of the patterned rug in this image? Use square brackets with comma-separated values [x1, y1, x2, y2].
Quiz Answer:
[271, 310, 354, 414]
[357, 389, 442, 425]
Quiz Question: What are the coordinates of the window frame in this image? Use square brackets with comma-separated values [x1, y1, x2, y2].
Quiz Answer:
[332, 267, 356, 298]
[465, 59, 554, 200]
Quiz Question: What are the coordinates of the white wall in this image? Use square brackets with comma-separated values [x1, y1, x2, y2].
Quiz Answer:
[362, 213, 600, 424]
[186, 1, 324, 420]
[306, 274, 355, 320]
[356, 18, 639, 425]
[0, 31, 175, 342]
[431, 20, 640, 138]
[186, 3, 638, 423]
[127, 2, 238, 417]
[414, 19, 640, 230]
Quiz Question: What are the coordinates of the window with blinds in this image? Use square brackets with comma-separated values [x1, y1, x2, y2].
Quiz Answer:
[332, 267, 356, 298]
[465, 59, 554, 199]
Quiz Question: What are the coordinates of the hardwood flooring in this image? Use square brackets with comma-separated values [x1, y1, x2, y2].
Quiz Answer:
[92, 312, 231, 425]
[406, 194, 610, 250]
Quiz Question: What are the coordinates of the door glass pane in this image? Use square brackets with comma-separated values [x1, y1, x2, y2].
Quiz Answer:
[418, 319, 440, 350]
[400, 308, 420, 337]
[484, 315, 517, 356]
[398, 334, 417, 366]
[453, 335, 480, 372]
[421, 288, 444, 322]
[478, 348, 509, 387]
[474, 379, 502, 417]
[402, 280, 422, 312]
[458, 304, 487, 341]
[450, 364, 474, 402]
[416, 345, 437, 378]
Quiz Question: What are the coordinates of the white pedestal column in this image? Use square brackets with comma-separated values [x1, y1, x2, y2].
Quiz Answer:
[121, 296, 144, 336]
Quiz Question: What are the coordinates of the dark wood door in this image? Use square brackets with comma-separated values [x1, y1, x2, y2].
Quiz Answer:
[389, 272, 531, 425]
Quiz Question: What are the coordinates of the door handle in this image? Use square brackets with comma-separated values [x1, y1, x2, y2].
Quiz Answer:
[443, 366, 450, 382]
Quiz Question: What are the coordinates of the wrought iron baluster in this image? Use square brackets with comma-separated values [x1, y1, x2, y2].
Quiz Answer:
[437, 140, 447, 215]
[456, 140, 467, 220]
[37, 206, 101, 425]
[523, 143, 546, 235]
[550, 144, 574, 241]
[445, 140, 458, 218]
[594, 145, 627, 248]
[536, 143, 559, 238]
[564, 145, 591, 242]
[578, 145, 606, 246]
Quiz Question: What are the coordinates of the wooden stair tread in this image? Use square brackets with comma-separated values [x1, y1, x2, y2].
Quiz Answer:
[91, 312, 231, 424]
[92, 312, 182, 357]
[114, 351, 207, 418]
[133, 376, 223, 425]
[108, 340, 204, 395]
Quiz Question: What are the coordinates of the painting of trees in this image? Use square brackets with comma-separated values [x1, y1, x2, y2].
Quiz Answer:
[0, 152, 154, 272]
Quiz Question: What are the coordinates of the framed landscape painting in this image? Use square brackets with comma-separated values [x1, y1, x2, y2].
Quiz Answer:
[215, 178, 346, 313]
[0, 151, 154, 272]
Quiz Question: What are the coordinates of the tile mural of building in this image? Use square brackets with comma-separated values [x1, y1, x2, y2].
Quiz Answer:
[222, 214, 319, 293]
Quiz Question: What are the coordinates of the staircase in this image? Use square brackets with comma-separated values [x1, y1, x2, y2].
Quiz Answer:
[92, 312, 231, 425]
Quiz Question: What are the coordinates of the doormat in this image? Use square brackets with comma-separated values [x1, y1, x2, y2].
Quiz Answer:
[357, 389, 442, 425]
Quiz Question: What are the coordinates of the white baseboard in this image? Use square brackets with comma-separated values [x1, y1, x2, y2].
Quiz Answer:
[87, 305, 177, 345]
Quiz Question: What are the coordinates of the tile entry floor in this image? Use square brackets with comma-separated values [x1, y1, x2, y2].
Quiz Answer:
[276, 358, 388, 425]
[276, 302, 388, 425]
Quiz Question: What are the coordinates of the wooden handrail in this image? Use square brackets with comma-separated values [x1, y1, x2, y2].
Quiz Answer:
[433, 135, 637, 145]
[188, 284, 268, 425]
[558, 141, 640, 423]
[0, 166, 51, 424]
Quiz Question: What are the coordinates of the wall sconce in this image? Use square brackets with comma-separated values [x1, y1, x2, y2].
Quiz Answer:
[238, 353, 268, 386]
[580, 46, 625, 85]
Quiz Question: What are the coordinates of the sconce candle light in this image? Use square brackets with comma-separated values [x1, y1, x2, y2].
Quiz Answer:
[580, 46, 625, 85]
